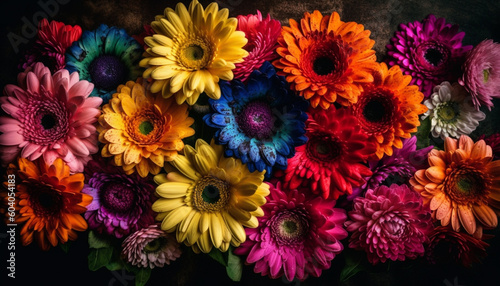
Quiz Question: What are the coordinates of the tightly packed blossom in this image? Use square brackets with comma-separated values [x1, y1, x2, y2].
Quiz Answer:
[233, 11, 281, 83]
[351, 62, 427, 159]
[459, 39, 500, 110]
[422, 81, 485, 139]
[65, 24, 143, 104]
[410, 135, 500, 236]
[0, 62, 101, 173]
[273, 10, 378, 109]
[386, 14, 472, 98]
[282, 107, 375, 199]
[204, 62, 308, 177]
[152, 139, 270, 253]
[345, 184, 433, 264]
[140, 0, 249, 105]
[2, 158, 91, 250]
[234, 183, 347, 281]
[98, 79, 195, 177]
[82, 157, 156, 238]
[121, 224, 182, 268]
[20, 18, 82, 72]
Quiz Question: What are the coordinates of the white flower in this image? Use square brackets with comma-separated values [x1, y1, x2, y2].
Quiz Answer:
[422, 82, 485, 139]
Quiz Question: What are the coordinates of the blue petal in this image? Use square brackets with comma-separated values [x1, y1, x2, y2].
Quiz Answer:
[247, 162, 256, 173]
[260, 144, 276, 166]
[210, 113, 232, 127]
[275, 154, 287, 168]
[249, 139, 260, 163]
[273, 138, 290, 156]
[210, 101, 232, 115]
[219, 126, 237, 144]
[228, 133, 245, 150]
[238, 140, 250, 156]
[225, 149, 234, 157]
[254, 159, 266, 172]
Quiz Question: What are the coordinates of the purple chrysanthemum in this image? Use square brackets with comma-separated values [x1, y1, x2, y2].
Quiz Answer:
[122, 224, 181, 268]
[345, 184, 433, 265]
[386, 14, 472, 98]
[82, 157, 156, 238]
[459, 39, 500, 110]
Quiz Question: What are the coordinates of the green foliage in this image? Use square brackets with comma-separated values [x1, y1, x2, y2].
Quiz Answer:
[415, 117, 431, 150]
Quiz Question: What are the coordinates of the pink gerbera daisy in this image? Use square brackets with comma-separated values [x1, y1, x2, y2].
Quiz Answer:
[0, 62, 101, 173]
[234, 182, 347, 281]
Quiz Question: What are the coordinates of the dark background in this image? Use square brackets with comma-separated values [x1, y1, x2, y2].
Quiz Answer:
[1, 0, 500, 285]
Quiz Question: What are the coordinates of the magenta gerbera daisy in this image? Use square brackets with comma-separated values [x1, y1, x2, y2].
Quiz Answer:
[345, 184, 433, 265]
[234, 182, 347, 281]
[386, 14, 472, 98]
[0, 62, 101, 173]
[459, 39, 500, 110]
[233, 11, 281, 83]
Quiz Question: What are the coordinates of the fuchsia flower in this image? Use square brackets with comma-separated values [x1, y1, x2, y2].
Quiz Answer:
[0, 62, 101, 173]
[234, 182, 347, 281]
[345, 184, 433, 265]
[386, 14, 472, 98]
[233, 11, 281, 82]
[459, 39, 500, 110]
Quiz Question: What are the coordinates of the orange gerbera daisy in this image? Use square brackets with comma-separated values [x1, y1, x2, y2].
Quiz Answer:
[98, 79, 195, 177]
[351, 62, 427, 159]
[273, 10, 378, 109]
[3, 158, 91, 250]
[410, 135, 500, 237]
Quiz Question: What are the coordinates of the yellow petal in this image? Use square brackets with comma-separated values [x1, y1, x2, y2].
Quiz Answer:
[171, 155, 200, 180]
[209, 213, 223, 248]
[197, 230, 213, 253]
[160, 205, 190, 231]
[222, 212, 246, 243]
[152, 197, 185, 212]
[156, 182, 190, 198]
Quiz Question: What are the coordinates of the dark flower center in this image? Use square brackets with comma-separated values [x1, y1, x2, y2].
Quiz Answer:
[313, 56, 336, 76]
[306, 133, 343, 162]
[362, 99, 386, 122]
[101, 182, 136, 213]
[29, 184, 64, 217]
[424, 48, 443, 66]
[272, 210, 309, 245]
[89, 55, 127, 90]
[139, 121, 154, 135]
[184, 45, 205, 61]
[415, 42, 450, 73]
[236, 101, 275, 139]
[126, 108, 166, 144]
[444, 164, 491, 205]
[41, 114, 57, 130]
[202, 185, 221, 204]
[355, 87, 397, 135]
[144, 237, 167, 253]
[192, 176, 230, 212]
[24, 95, 69, 145]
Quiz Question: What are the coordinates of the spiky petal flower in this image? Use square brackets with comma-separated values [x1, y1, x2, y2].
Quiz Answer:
[203, 62, 308, 177]
[233, 11, 281, 83]
[273, 10, 378, 109]
[345, 184, 433, 265]
[459, 39, 500, 110]
[98, 79, 195, 177]
[410, 135, 500, 236]
[351, 62, 427, 159]
[21, 18, 82, 72]
[82, 157, 156, 239]
[386, 14, 472, 98]
[0, 62, 101, 173]
[422, 81, 485, 139]
[234, 182, 347, 281]
[152, 139, 270, 253]
[282, 107, 375, 200]
[65, 24, 143, 104]
[2, 158, 91, 250]
[140, 0, 249, 105]
[122, 224, 182, 268]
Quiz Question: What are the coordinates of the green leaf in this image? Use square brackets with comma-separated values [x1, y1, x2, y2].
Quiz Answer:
[134, 267, 151, 286]
[340, 250, 366, 282]
[226, 248, 242, 282]
[88, 247, 114, 271]
[88, 230, 113, 249]
[415, 117, 431, 150]
[207, 248, 229, 267]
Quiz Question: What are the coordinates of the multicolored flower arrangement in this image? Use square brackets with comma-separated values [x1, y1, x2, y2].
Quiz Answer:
[1, 1, 500, 284]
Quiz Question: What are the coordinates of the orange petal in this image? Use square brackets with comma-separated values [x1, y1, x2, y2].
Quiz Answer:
[451, 207, 460, 231]
[457, 205, 476, 235]
[470, 140, 487, 160]
[458, 135, 474, 155]
[425, 166, 446, 183]
[472, 204, 498, 228]
[444, 137, 458, 152]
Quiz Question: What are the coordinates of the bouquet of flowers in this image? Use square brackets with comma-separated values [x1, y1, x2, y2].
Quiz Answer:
[1, 0, 500, 285]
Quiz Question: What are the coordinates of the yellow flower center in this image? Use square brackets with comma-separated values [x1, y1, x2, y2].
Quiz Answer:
[178, 37, 214, 70]
[483, 69, 490, 83]
[192, 176, 230, 212]
[437, 103, 458, 122]
[143, 237, 166, 253]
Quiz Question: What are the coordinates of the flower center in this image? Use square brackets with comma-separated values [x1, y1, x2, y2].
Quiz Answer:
[355, 87, 397, 135]
[313, 56, 336, 76]
[89, 55, 127, 90]
[436, 103, 458, 122]
[236, 101, 275, 139]
[144, 237, 167, 253]
[125, 108, 166, 145]
[101, 182, 136, 213]
[362, 99, 386, 122]
[483, 69, 490, 83]
[192, 176, 230, 212]
[306, 133, 343, 162]
[184, 45, 204, 61]
[29, 184, 64, 217]
[424, 48, 443, 66]
[271, 210, 309, 245]
[139, 120, 154, 135]
[415, 42, 450, 73]
[41, 114, 56, 130]
[178, 38, 213, 70]
[444, 164, 491, 205]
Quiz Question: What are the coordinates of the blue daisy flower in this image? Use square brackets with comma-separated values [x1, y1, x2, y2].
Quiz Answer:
[203, 61, 308, 177]
[65, 24, 143, 104]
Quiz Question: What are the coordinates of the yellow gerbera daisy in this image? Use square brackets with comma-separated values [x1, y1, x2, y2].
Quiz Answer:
[152, 139, 270, 253]
[140, 0, 249, 105]
[98, 79, 195, 177]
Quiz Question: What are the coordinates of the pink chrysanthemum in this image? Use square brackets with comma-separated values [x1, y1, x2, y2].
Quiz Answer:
[122, 224, 182, 268]
[345, 184, 433, 265]
[21, 19, 82, 73]
[234, 182, 347, 281]
[233, 11, 281, 83]
[0, 62, 101, 173]
[459, 39, 500, 110]
[386, 14, 472, 98]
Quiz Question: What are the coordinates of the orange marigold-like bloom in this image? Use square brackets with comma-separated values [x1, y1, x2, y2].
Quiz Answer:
[410, 135, 500, 237]
[351, 62, 427, 159]
[2, 158, 91, 250]
[273, 10, 378, 109]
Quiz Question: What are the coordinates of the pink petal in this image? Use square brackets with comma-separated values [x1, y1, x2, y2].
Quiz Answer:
[66, 137, 90, 156]
[0, 118, 20, 132]
[69, 81, 93, 98]
[21, 143, 42, 158]
[26, 72, 40, 94]
[0, 132, 24, 145]
[0, 146, 20, 164]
